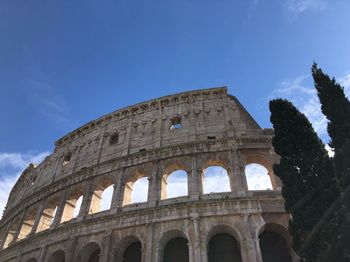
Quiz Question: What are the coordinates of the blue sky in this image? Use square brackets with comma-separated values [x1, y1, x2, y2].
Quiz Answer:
[1, 0, 350, 214]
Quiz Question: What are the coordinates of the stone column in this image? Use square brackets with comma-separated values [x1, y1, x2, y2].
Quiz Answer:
[192, 215, 201, 262]
[66, 236, 78, 262]
[110, 169, 123, 211]
[189, 155, 202, 199]
[0, 219, 13, 249]
[38, 245, 47, 262]
[100, 233, 113, 262]
[51, 188, 69, 228]
[240, 213, 264, 262]
[29, 199, 47, 235]
[78, 180, 94, 218]
[144, 223, 155, 262]
[11, 207, 27, 244]
[148, 160, 161, 207]
[232, 149, 248, 193]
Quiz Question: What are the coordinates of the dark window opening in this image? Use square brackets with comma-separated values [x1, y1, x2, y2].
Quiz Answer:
[139, 148, 146, 152]
[207, 136, 216, 140]
[110, 132, 119, 145]
[123, 241, 142, 262]
[62, 153, 71, 166]
[170, 116, 182, 130]
[164, 237, 189, 262]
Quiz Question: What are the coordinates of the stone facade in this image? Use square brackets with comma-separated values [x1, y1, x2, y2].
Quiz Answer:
[0, 87, 298, 262]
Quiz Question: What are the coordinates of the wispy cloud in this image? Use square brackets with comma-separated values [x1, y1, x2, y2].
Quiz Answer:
[247, 0, 260, 19]
[271, 71, 350, 143]
[285, 0, 327, 15]
[0, 151, 50, 218]
[26, 79, 70, 123]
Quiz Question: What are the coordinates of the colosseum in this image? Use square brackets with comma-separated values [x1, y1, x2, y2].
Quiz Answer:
[0, 87, 298, 262]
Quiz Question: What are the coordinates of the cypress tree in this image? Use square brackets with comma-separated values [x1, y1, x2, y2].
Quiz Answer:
[269, 99, 338, 261]
[312, 64, 350, 260]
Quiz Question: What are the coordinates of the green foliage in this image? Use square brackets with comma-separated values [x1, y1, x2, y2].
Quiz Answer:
[270, 99, 338, 261]
[312, 63, 350, 261]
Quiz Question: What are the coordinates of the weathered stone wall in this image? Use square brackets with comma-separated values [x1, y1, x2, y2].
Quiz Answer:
[0, 87, 298, 262]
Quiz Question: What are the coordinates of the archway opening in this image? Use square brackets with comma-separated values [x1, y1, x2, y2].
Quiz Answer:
[3, 216, 20, 248]
[36, 194, 60, 232]
[245, 163, 273, 190]
[100, 185, 113, 211]
[72, 195, 83, 217]
[78, 242, 101, 262]
[17, 205, 39, 240]
[161, 170, 188, 199]
[163, 237, 189, 262]
[203, 166, 230, 194]
[89, 178, 114, 214]
[48, 250, 65, 262]
[208, 233, 242, 262]
[123, 175, 149, 205]
[259, 231, 292, 262]
[122, 241, 142, 262]
[61, 186, 84, 223]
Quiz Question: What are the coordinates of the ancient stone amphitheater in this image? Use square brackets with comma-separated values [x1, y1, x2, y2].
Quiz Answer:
[0, 87, 298, 262]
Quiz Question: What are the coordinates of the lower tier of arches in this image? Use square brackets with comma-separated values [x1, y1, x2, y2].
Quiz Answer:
[0, 198, 299, 262]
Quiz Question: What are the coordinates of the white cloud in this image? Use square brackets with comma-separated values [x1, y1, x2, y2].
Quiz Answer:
[286, 0, 327, 15]
[203, 166, 231, 193]
[0, 151, 50, 218]
[245, 164, 273, 190]
[271, 71, 350, 142]
[273, 75, 328, 137]
[166, 170, 188, 198]
[325, 144, 335, 157]
[131, 177, 149, 203]
[27, 80, 70, 123]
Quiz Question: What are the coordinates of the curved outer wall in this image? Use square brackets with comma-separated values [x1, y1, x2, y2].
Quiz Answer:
[0, 87, 298, 262]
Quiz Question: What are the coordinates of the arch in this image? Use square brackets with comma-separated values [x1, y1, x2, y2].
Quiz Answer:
[163, 237, 189, 262]
[256, 223, 290, 240]
[158, 230, 189, 262]
[36, 194, 60, 233]
[115, 235, 142, 262]
[77, 241, 101, 262]
[3, 216, 20, 248]
[161, 164, 188, 200]
[123, 171, 149, 206]
[122, 241, 142, 262]
[61, 185, 84, 223]
[259, 224, 292, 262]
[89, 177, 114, 214]
[47, 249, 65, 262]
[245, 163, 273, 190]
[202, 166, 230, 194]
[245, 155, 277, 189]
[208, 233, 242, 262]
[206, 225, 243, 248]
[16, 205, 39, 240]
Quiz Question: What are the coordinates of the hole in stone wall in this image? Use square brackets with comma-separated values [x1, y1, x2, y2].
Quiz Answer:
[203, 166, 230, 194]
[100, 185, 113, 212]
[245, 163, 273, 190]
[161, 170, 188, 199]
[131, 177, 149, 204]
[170, 116, 182, 130]
[62, 153, 71, 166]
[72, 196, 83, 218]
[110, 132, 119, 145]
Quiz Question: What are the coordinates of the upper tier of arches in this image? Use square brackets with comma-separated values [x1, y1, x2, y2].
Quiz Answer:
[0, 150, 281, 250]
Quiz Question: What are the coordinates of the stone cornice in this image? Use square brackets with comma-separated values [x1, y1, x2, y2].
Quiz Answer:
[54, 87, 228, 148]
